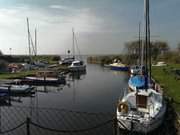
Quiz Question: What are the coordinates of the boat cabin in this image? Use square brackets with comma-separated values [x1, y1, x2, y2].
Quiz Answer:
[136, 94, 147, 108]
[71, 60, 84, 67]
[59, 57, 75, 65]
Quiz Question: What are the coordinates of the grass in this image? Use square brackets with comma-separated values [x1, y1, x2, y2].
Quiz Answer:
[0, 70, 36, 79]
[152, 64, 180, 112]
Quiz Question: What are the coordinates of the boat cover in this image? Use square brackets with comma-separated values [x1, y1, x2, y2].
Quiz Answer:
[129, 75, 146, 88]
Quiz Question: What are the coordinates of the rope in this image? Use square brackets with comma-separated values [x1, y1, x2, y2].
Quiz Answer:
[13, 105, 113, 116]
[0, 121, 26, 134]
[117, 119, 128, 130]
[30, 119, 113, 133]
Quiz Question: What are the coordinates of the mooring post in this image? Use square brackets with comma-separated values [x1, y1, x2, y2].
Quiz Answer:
[113, 116, 118, 135]
[26, 117, 30, 135]
[8, 86, 11, 105]
[113, 106, 118, 135]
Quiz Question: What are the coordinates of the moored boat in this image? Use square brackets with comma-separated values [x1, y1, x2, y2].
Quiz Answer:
[68, 60, 86, 72]
[117, 88, 166, 133]
[0, 85, 35, 95]
[68, 28, 86, 72]
[116, 0, 166, 133]
[20, 71, 65, 85]
[109, 60, 129, 71]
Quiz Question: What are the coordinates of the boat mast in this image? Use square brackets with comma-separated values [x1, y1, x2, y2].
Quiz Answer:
[144, 0, 149, 88]
[138, 22, 141, 65]
[147, 0, 151, 82]
[35, 28, 37, 56]
[72, 28, 75, 59]
[27, 17, 32, 64]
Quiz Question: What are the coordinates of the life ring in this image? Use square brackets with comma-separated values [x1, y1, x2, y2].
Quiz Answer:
[117, 102, 128, 113]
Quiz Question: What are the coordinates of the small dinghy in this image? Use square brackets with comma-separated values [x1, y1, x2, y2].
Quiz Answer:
[0, 85, 35, 95]
[20, 71, 66, 85]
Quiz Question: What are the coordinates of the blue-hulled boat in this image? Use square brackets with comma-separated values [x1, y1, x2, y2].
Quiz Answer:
[109, 60, 129, 71]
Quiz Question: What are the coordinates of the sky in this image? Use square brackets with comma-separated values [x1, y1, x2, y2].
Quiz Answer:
[0, 0, 180, 55]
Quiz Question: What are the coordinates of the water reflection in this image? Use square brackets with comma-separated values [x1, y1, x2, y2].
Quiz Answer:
[0, 64, 129, 113]
[68, 70, 87, 81]
[67, 71, 87, 104]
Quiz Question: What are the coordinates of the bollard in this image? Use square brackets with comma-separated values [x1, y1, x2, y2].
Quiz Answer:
[26, 117, 30, 135]
[8, 86, 11, 105]
[113, 117, 118, 135]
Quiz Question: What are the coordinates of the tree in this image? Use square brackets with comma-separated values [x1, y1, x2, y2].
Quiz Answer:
[177, 43, 180, 52]
[124, 40, 169, 63]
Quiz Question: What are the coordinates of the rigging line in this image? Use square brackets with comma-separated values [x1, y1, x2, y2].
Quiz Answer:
[30, 33, 36, 56]
[74, 33, 82, 60]
[27, 18, 31, 61]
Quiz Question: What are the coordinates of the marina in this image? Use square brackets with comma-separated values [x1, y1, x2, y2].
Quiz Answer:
[0, 0, 179, 134]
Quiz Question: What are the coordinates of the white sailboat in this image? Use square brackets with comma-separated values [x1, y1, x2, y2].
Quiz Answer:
[117, 89, 166, 132]
[68, 28, 86, 72]
[116, 0, 166, 133]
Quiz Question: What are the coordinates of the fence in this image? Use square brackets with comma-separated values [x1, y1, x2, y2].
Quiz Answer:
[0, 105, 115, 135]
[0, 104, 178, 135]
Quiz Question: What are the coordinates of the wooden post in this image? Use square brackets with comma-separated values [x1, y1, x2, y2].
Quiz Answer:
[113, 116, 118, 135]
[8, 86, 11, 105]
[26, 117, 30, 135]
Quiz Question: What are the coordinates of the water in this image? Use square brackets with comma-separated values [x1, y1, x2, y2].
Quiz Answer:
[12, 63, 129, 113]
[0, 64, 175, 135]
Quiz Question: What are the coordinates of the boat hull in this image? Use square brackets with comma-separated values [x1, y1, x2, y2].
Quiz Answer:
[12, 76, 66, 86]
[117, 102, 166, 133]
[0, 85, 35, 95]
[68, 65, 86, 72]
[110, 66, 129, 71]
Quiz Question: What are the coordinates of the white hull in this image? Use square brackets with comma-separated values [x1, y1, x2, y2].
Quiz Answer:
[117, 102, 166, 133]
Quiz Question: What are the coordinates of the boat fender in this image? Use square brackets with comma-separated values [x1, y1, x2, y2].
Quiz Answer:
[117, 102, 128, 113]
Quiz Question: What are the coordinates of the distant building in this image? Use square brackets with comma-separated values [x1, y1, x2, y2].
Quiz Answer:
[8, 63, 23, 73]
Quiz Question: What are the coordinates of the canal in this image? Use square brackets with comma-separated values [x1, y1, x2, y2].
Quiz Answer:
[12, 63, 129, 113]
[0, 64, 177, 135]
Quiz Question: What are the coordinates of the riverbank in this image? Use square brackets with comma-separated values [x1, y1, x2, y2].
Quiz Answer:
[0, 70, 37, 79]
[87, 55, 127, 65]
[151, 64, 180, 112]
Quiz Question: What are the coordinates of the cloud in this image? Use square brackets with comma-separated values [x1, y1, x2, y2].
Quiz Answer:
[0, 4, 105, 54]
[49, 5, 70, 10]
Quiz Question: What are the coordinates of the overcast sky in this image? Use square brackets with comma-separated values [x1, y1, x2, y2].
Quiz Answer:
[0, 0, 180, 55]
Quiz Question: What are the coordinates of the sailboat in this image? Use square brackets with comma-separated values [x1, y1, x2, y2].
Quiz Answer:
[68, 28, 86, 72]
[116, 0, 166, 133]
[130, 23, 145, 76]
